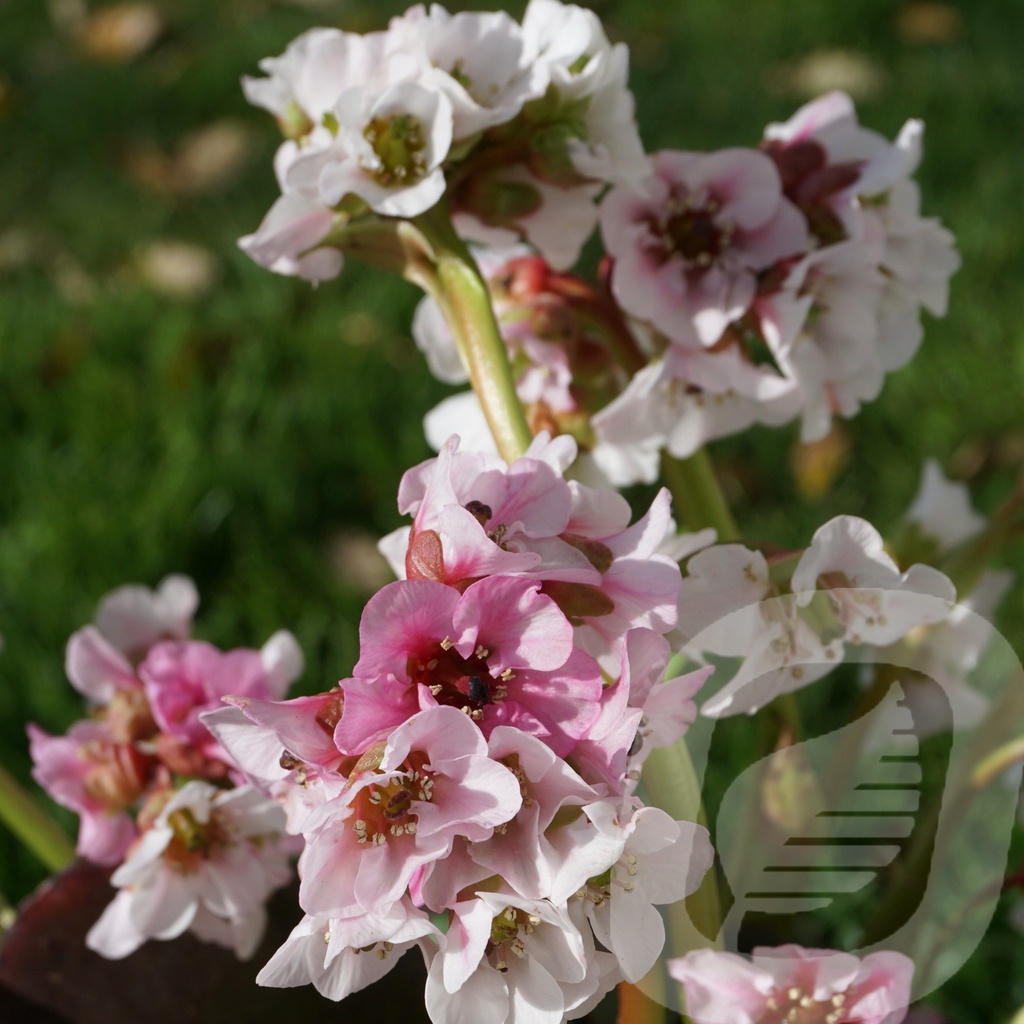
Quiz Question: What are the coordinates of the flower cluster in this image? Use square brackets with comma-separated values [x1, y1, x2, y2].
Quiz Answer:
[204, 434, 715, 1021]
[592, 92, 959, 474]
[28, 576, 302, 959]
[240, 0, 647, 282]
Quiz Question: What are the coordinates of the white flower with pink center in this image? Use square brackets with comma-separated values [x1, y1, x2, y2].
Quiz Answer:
[520, 0, 649, 189]
[600, 148, 808, 348]
[86, 781, 293, 960]
[389, 6, 543, 141]
[298, 706, 522, 919]
[679, 518, 957, 718]
[669, 946, 914, 1024]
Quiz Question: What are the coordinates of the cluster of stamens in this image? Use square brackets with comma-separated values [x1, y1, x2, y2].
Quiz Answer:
[763, 986, 848, 1024]
[658, 196, 735, 270]
[486, 907, 541, 972]
[351, 769, 429, 846]
[410, 633, 515, 722]
[363, 114, 428, 187]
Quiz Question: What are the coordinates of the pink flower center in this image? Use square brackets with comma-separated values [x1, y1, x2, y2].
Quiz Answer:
[762, 986, 850, 1024]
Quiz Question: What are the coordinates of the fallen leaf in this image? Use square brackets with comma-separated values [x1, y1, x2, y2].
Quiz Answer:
[123, 121, 258, 196]
[764, 48, 887, 101]
[78, 2, 164, 63]
[176, 120, 258, 193]
[896, 3, 964, 44]
[137, 241, 219, 299]
[327, 529, 396, 594]
[790, 424, 852, 501]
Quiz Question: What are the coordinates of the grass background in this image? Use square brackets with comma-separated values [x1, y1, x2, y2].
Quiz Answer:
[2, 0, 1023, 1016]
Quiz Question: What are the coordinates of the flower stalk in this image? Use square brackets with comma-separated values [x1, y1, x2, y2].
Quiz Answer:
[415, 205, 533, 464]
[661, 450, 739, 542]
[0, 760, 75, 874]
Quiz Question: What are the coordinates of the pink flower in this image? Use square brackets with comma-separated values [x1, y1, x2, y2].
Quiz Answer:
[139, 632, 303, 764]
[93, 574, 198, 663]
[297, 706, 523, 919]
[669, 946, 914, 1024]
[27, 719, 153, 865]
[600, 148, 807, 347]
[344, 575, 601, 757]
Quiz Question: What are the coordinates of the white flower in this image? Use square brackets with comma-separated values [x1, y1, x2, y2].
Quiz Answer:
[86, 781, 292, 960]
[521, 0, 648, 188]
[308, 81, 454, 218]
[905, 460, 985, 553]
[390, 5, 545, 140]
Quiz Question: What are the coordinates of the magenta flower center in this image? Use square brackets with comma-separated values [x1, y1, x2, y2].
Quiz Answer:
[662, 198, 734, 269]
[408, 639, 512, 721]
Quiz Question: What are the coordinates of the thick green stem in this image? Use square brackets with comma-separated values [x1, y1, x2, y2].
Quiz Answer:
[642, 740, 723, 951]
[414, 209, 532, 464]
[661, 450, 739, 542]
[0, 761, 75, 873]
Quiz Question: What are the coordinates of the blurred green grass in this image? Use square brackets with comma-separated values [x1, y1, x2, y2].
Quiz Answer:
[1, 0, 1023, 1012]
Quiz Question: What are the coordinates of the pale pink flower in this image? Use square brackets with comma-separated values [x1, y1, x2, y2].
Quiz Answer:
[669, 945, 914, 1024]
[297, 705, 523, 919]
[600, 148, 807, 347]
[86, 781, 293, 960]
[139, 632, 303, 764]
[93, 574, 198, 663]
[237, 187, 342, 283]
[27, 719, 152, 865]
[201, 692, 352, 833]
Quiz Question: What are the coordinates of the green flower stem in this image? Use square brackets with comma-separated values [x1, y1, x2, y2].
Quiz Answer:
[661, 450, 739, 542]
[642, 739, 723, 952]
[414, 208, 533, 464]
[0, 761, 75, 873]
